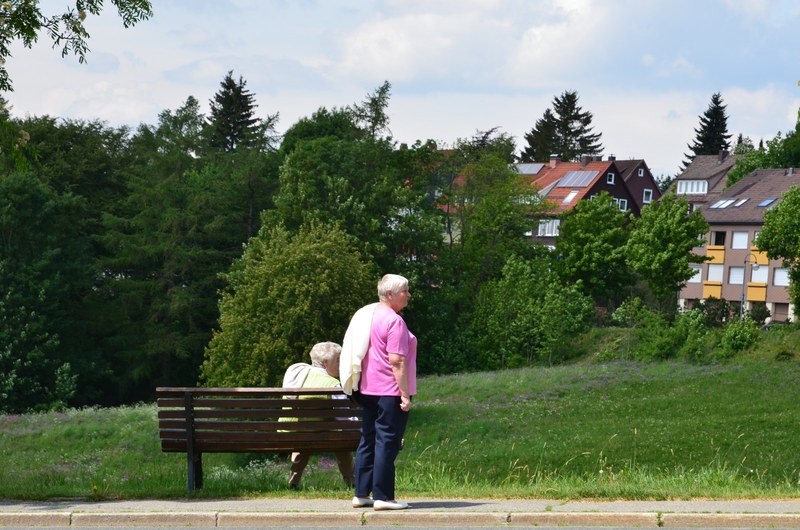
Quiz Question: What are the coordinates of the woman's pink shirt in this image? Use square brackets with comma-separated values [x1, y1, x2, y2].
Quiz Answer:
[359, 304, 417, 396]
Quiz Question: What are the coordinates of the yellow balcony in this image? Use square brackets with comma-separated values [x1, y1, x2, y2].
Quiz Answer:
[706, 245, 725, 264]
[746, 283, 767, 302]
[703, 281, 722, 299]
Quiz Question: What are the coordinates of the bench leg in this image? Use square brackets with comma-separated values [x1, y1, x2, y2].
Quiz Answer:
[187, 452, 203, 493]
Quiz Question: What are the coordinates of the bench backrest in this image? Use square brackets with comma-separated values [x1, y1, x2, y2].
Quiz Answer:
[156, 387, 362, 453]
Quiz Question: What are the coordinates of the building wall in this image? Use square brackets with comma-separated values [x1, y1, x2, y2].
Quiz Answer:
[679, 223, 795, 322]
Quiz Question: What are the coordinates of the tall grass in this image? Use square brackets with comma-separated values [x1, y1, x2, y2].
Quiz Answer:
[1, 360, 799, 500]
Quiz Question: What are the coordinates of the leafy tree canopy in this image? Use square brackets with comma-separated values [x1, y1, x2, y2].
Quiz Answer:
[756, 185, 800, 311]
[554, 191, 630, 308]
[626, 193, 708, 309]
[0, 0, 153, 91]
[200, 221, 375, 387]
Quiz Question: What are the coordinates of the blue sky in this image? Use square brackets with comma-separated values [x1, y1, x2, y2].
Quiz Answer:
[8, 0, 800, 176]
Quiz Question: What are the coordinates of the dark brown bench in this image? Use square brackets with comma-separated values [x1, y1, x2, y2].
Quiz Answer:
[156, 387, 362, 493]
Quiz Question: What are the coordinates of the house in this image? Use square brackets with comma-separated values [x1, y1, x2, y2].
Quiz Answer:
[515, 155, 661, 247]
[673, 151, 742, 212]
[678, 167, 800, 322]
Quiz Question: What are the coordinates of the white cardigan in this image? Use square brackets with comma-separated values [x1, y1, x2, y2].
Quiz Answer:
[339, 303, 378, 395]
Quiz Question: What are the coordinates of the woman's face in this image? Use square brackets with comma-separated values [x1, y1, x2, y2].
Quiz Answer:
[387, 285, 411, 312]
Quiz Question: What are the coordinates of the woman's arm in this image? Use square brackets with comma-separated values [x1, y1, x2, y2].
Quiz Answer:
[388, 353, 412, 412]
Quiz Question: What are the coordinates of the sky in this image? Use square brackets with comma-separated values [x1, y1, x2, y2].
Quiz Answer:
[7, 0, 800, 177]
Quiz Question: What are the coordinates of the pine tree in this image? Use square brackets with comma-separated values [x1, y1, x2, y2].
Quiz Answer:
[205, 71, 263, 152]
[520, 91, 603, 162]
[682, 92, 732, 169]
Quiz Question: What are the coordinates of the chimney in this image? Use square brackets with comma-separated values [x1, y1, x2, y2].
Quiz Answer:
[719, 150, 729, 162]
[608, 154, 616, 161]
[549, 154, 560, 168]
[580, 154, 591, 167]
[787, 168, 795, 176]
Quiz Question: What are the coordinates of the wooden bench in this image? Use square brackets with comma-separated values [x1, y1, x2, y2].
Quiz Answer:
[156, 387, 363, 493]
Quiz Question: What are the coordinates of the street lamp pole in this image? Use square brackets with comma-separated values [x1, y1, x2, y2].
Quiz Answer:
[740, 254, 759, 318]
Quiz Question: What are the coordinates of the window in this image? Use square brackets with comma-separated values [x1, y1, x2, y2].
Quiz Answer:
[774, 268, 790, 286]
[712, 231, 726, 246]
[729, 266, 744, 285]
[537, 219, 561, 237]
[676, 180, 708, 195]
[708, 264, 723, 282]
[688, 265, 702, 283]
[731, 231, 749, 249]
[606, 172, 616, 184]
[638, 168, 644, 177]
[751, 265, 768, 283]
[562, 190, 579, 204]
[710, 199, 736, 209]
[758, 198, 776, 207]
[734, 198, 748, 207]
[617, 198, 628, 211]
[643, 189, 653, 204]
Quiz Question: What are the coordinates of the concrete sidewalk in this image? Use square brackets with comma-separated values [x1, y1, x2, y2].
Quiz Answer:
[2, 498, 800, 527]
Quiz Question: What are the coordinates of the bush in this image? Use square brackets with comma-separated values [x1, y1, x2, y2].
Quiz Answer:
[747, 302, 771, 326]
[718, 317, 760, 358]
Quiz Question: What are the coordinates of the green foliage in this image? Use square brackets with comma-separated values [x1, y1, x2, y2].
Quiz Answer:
[555, 191, 631, 308]
[0, 171, 92, 412]
[200, 221, 375, 387]
[726, 133, 790, 187]
[718, 318, 760, 358]
[747, 302, 771, 326]
[470, 255, 593, 369]
[610, 298, 685, 360]
[682, 92, 731, 170]
[626, 193, 708, 306]
[696, 297, 732, 328]
[520, 90, 603, 162]
[756, 185, 800, 311]
[0, 0, 153, 91]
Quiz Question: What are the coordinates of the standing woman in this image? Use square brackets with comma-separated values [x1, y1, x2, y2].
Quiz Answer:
[351, 274, 416, 510]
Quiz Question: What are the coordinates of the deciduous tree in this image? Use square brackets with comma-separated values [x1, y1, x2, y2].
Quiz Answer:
[756, 185, 800, 312]
[625, 193, 708, 311]
[0, 0, 153, 91]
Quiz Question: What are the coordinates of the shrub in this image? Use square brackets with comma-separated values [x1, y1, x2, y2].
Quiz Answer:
[718, 317, 760, 358]
[747, 302, 771, 326]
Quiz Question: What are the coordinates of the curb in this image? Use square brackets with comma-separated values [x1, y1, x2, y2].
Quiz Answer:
[4, 511, 800, 528]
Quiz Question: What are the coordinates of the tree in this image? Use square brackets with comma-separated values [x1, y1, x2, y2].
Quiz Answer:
[625, 193, 708, 311]
[200, 221, 375, 387]
[0, 0, 153, 91]
[726, 133, 788, 187]
[682, 92, 732, 170]
[554, 191, 630, 308]
[205, 71, 277, 153]
[520, 91, 603, 162]
[0, 171, 91, 412]
[755, 185, 800, 312]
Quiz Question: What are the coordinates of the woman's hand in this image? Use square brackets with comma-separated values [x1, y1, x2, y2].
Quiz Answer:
[400, 395, 412, 412]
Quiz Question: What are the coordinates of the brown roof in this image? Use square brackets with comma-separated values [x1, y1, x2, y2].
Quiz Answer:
[675, 152, 742, 191]
[700, 168, 800, 225]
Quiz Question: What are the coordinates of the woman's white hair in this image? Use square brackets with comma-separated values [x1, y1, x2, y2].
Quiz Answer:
[309, 341, 342, 367]
[377, 274, 408, 302]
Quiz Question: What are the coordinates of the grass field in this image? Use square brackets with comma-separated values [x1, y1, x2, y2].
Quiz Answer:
[2, 354, 799, 500]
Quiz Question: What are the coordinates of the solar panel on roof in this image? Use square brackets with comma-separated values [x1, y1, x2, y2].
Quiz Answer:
[515, 163, 545, 174]
[557, 171, 597, 188]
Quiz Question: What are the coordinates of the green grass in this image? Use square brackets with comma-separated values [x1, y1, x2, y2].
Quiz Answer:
[2, 359, 800, 500]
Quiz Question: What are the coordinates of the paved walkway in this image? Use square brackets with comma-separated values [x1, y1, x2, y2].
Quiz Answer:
[2, 498, 800, 527]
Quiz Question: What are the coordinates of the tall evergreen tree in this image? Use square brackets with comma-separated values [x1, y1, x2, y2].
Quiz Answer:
[205, 71, 276, 152]
[520, 91, 603, 162]
[682, 92, 732, 169]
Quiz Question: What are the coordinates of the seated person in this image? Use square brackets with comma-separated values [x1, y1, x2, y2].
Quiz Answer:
[282, 341, 354, 489]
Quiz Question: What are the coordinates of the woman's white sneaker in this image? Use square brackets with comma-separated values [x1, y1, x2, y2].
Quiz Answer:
[373, 499, 409, 510]
[352, 496, 373, 508]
